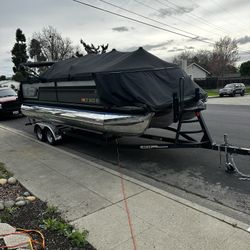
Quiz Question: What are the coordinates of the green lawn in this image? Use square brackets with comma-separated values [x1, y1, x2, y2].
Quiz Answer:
[205, 87, 250, 97]
[205, 89, 219, 97]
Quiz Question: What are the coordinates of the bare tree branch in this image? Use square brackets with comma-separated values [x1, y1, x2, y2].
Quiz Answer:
[80, 38, 109, 54]
[209, 36, 239, 77]
[31, 26, 75, 61]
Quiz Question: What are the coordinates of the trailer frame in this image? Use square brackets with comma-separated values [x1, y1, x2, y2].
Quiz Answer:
[25, 79, 250, 175]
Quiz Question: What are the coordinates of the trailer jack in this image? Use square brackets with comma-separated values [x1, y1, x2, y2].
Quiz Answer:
[218, 134, 236, 173]
[217, 134, 250, 180]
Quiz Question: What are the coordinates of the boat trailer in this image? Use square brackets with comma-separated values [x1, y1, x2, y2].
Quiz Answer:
[26, 81, 250, 178]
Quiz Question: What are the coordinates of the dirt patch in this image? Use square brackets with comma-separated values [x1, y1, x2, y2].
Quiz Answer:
[0, 197, 95, 250]
[0, 163, 95, 250]
[0, 182, 26, 201]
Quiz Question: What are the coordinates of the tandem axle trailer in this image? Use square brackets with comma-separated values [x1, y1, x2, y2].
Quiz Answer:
[25, 81, 250, 177]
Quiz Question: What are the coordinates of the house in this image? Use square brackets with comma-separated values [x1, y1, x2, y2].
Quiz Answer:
[185, 63, 211, 80]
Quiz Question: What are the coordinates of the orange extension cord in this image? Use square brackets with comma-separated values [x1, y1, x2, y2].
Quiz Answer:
[116, 139, 137, 250]
[0, 228, 45, 250]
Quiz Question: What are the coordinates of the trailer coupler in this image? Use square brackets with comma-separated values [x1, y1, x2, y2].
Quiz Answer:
[215, 134, 250, 180]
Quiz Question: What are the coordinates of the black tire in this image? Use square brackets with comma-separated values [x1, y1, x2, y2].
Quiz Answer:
[241, 91, 245, 96]
[219, 94, 223, 97]
[231, 92, 235, 97]
[34, 125, 45, 142]
[45, 128, 56, 145]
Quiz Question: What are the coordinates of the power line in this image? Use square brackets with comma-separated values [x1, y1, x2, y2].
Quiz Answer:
[159, 0, 231, 34]
[134, 0, 250, 54]
[95, 0, 205, 38]
[72, 0, 214, 44]
[188, 0, 249, 35]
[160, 0, 230, 34]
[209, 0, 250, 32]
[134, 0, 222, 38]
[72, 0, 250, 56]
[156, 0, 250, 55]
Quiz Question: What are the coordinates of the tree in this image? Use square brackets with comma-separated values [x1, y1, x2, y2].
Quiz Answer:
[29, 38, 46, 62]
[73, 45, 84, 58]
[80, 39, 109, 54]
[172, 50, 194, 66]
[209, 36, 239, 77]
[11, 28, 28, 81]
[12, 71, 25, 82]
[31, 26, 75, 61]
[0, 75, 6, 80]
[192, 50, 212, 70]
[240, 61, 250, 76]
[173, 50, 212, 71]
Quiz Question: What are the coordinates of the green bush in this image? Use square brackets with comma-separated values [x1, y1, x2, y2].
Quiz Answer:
[68, 230, 88, 247]
[42, 217, 88, 247]
[0, 162, 13, 179]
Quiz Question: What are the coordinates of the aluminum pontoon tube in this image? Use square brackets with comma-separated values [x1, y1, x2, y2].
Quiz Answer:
[21, 104, 154, 136]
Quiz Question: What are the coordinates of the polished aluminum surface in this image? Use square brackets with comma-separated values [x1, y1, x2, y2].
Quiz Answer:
[22, 104, 153, 136]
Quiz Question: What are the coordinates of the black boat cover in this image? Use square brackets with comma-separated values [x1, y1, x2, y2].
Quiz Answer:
[40, 47, 206, 112]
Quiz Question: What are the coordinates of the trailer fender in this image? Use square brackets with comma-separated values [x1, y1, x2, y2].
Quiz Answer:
[35, 123, 62, 142]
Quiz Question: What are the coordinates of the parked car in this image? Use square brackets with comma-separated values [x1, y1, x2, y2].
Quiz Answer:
[0, 87, 21, 116]
[219, 83, 245, 97]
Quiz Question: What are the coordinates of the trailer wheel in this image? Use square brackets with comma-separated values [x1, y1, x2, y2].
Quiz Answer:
[45, 128, 56, 145]
[34, 125, 45, 142]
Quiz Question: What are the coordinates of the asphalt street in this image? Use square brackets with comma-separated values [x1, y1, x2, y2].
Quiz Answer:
[1, 98, 250, 223]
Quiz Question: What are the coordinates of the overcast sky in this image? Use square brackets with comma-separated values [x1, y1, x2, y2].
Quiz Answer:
[1, 0, 250, 76]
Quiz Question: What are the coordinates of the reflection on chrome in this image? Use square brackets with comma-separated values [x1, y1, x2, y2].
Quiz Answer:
[21, 104, 154, 136]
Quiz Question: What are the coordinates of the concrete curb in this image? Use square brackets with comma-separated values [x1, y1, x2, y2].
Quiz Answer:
[0, 124, 249, 234]
[207, 93, 250, 99]
[207, 95, 219, 99]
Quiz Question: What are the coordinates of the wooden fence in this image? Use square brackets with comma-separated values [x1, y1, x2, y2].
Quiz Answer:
[194, 77, 250, 89]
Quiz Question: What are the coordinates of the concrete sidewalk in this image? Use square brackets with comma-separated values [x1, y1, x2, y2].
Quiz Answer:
[0, 125, 249, 250]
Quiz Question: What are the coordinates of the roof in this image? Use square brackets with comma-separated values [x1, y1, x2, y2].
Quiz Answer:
[40, 47, 177, 82]
[187, 63, 211, 75]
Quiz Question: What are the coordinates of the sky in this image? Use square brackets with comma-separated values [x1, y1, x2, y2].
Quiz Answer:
[1, 0, 250, 77]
